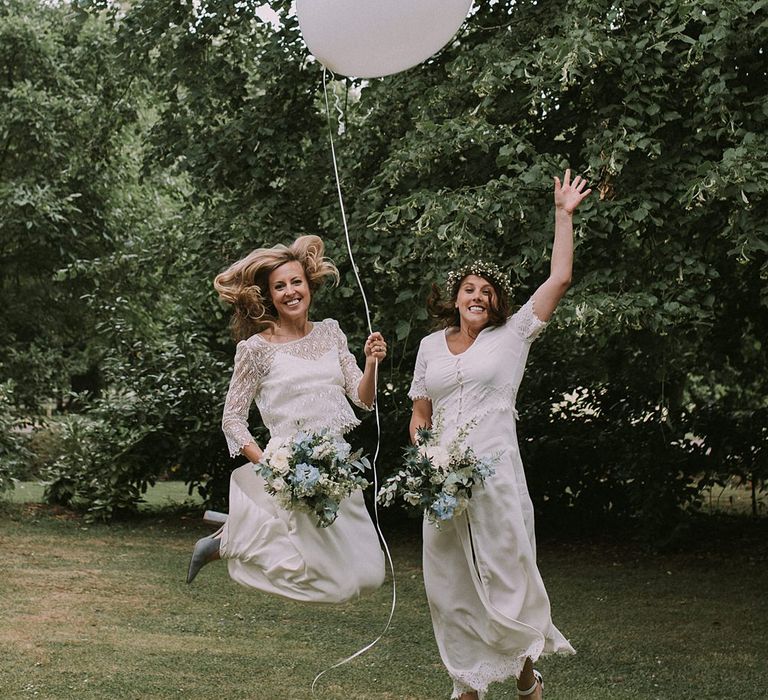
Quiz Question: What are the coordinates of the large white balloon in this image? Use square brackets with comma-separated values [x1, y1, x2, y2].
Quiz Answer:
[296, 0, 474, 79]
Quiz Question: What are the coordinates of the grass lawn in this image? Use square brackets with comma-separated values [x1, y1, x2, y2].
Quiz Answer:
[4, 480, 203, 509]
[1, 492, 766, 699]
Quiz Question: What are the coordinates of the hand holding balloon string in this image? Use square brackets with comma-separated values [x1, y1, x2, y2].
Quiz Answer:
[364, 332, 388, 364]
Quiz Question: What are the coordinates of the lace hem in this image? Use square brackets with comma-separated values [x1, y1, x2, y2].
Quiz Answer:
[450, 638, 576, 697]
[223, 425, 257, 459]
[346, 383, 373, 412]
[320, 415, 361, 437]
[409, 337, 429, 402]
[256, 380, 363, 438]
[511, 297, 548, 342]
[408, 374, 429, 401]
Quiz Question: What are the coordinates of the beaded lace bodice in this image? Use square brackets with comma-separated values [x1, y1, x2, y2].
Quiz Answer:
[221, 319, 370, 457]
[408, 298, 547, 435]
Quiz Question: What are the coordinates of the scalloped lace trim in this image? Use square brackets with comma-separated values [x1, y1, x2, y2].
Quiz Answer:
[449, 639, 544, 698]
[512, 298, 547, 342]
[224, 427, 258, 459]
[408, 377, 429, 402]
[449, 639, 577, 697]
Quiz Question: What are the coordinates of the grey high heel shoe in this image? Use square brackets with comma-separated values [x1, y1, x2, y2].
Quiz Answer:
[186, 535, 221, 584]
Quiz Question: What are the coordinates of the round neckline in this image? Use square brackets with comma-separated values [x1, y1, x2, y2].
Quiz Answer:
[442, 325, 489, 357]
[255, 321, 316, 346]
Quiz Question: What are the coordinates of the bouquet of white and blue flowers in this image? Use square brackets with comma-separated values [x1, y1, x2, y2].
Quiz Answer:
[254, 430, 371, 528]
[377, 420, 497, 525]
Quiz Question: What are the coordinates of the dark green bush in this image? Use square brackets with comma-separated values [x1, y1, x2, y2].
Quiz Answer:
[0, 381, 31, 495]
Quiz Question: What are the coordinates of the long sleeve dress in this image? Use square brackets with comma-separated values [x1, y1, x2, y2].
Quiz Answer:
[408, 299, 575, 698]
[219, 318, 385, 604]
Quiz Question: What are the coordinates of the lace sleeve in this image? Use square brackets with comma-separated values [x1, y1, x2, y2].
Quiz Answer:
[510, 297, 548, 342]
[408, 340, 430, 402]
[330, 320, 371, 411]
[221, 341, 264, 458]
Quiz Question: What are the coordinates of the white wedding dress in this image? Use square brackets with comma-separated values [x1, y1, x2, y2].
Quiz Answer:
[219, 318, 385, 603]
[409, 298, 575, 698]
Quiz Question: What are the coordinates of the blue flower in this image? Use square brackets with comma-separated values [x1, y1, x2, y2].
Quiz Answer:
[292, 431, 315, 460]
[333, 440, 351, 461]
[293, 462, 321, 494]
[475, 459, 496, 480]
[317, 498, 339, 527]
[294, 431, 311, 445]
[431, 492, 458, 521]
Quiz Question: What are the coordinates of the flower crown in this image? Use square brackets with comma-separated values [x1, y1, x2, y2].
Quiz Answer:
[444, 260, 513, 299]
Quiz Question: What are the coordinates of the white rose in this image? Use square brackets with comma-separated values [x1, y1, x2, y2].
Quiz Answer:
[403, 492, 421, 506]
[406, 476, 423, 490]
[271, 477, 287, 492]
[270, 448, 291, 474]
[430, 470, 446, 485]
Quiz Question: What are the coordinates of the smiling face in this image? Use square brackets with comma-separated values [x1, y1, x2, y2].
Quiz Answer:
[454, 274, 498, 332]
[268, 260, 311, 324]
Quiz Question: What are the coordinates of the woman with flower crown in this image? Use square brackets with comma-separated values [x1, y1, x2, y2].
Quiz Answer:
[408, 171, 591, 699]
[185, 234, 386, 603]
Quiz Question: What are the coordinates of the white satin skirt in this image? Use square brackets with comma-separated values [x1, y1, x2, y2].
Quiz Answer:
[424, 426, 575, 698]
[219, 464, 385, 603]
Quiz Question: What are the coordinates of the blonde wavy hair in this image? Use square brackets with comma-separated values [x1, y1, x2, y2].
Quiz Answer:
[214, 235, 339, 341]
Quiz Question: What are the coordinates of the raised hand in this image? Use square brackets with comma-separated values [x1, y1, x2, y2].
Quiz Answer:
[554, 169, 591, 214]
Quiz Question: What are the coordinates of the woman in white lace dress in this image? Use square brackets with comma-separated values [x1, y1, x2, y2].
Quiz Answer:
[409, 171, 591, 699]
[186, 234, 386, 603]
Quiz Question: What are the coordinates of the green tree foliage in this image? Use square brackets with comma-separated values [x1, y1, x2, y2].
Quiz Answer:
[336, 0, 768, 530]
[0, 380, 30, 493]
[79, 0, 362, 513]
[4, 0, 766, 527]
[0, 0, 138, 407]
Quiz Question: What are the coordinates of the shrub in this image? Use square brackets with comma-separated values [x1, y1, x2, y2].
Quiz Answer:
[0, 381, 31, 495]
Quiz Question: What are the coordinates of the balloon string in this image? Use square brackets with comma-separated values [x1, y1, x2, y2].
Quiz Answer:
[321, 68, 372, 336]
[311, 67, 397, 696]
